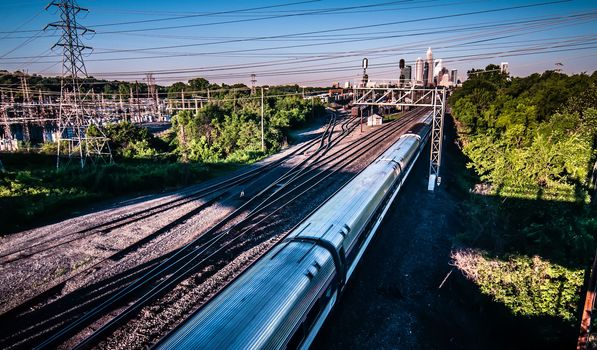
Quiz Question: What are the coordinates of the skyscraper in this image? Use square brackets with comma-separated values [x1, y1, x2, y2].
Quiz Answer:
[500, 62, 509, 75]
[426, 47, 434, 86]
[450, 69, 458, 85]
[433, 59, 443, 79]
[404, 65, 412, 83]
[415, 57, 424, 85]
[423, 62, 429, 87]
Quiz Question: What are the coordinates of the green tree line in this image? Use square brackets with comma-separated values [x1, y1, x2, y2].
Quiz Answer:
[451, 66, 597, 264]
[172, 94, 325, 162]
[449, 65, 597, 344]
[0, 82, 326, 232]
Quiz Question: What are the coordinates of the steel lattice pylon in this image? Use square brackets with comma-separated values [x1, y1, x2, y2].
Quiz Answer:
[46, 0, 112, 168]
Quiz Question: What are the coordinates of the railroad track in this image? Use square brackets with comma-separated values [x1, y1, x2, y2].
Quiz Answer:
[0, 109, 425, 349]
[0, 134, 322, 265]
[0, 112, 348, 316]
[72, 109, 428, 349]
[0, 110, 346, 349]
[0, 132, 323, 321]
[0, 108, 346, 266]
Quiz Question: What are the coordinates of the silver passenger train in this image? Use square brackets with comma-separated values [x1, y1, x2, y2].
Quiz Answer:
[158, 113, 433, 350]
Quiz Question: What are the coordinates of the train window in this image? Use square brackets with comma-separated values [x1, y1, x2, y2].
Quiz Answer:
[304, 297, 324, 334]
[325, 285, 333, 298]
[286, 324, 306, 350]
[287, 295, 326, 349]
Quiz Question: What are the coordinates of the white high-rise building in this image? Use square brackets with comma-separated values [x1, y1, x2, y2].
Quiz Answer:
[415, 57, 424, 85]
[426, 47, 434, 86]
[500, 62, 509, 75]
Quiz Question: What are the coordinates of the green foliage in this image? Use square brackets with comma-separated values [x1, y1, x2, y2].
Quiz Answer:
[172, 94, 325, 162]
[453, 250, 584, 323]
[453, 68, 597, 201]
[451, 68, 597, 333]
[0, 74, 328, 233]
[0, 159, 212, 233]
[0, 70, 167, 98]
[87, 122, 169, 159]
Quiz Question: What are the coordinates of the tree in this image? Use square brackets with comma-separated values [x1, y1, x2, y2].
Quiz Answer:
[188, 77, 210, 92]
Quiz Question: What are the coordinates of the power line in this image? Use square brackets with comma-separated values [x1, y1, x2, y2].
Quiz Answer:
[68, 0, 574, 40]
[1, 0, 568, 38]
[3, 10, 592, 65]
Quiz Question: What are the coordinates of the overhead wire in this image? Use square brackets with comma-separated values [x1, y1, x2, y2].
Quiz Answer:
[2, 10, 592, 67]
[1, 0, 593, 89]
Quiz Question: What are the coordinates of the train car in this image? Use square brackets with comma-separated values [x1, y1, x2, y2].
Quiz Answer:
[157, 113, 433, 350]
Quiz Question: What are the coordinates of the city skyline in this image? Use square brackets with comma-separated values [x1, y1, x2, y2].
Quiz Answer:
[0, 0, 595, 86]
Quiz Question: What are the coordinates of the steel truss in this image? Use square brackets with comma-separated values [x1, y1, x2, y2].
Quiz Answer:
[353, 86, 447, 191]
[46, 0, 112, 168]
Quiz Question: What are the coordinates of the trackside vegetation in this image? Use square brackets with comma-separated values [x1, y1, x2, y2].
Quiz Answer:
[450, 65, 597, 343]
[0, 83, 326, 234]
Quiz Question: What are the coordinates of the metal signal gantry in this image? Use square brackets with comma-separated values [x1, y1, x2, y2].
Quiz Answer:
[353, 86, 447, 191]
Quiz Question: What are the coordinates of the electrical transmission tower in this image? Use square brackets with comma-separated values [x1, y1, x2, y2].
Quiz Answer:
[251, 74, 257, 95]
[0, 93, 12, 150]
[145, 73, 160, 120]
[46, 0, 112, 168]
[19, 75, 31, 143]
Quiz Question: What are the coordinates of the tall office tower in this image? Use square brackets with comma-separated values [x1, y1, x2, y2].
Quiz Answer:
[399, 58, 406, 86]
[415, 57, 424, 85]
[423, 62, 430, 87]
[500, 62, 509, 75]
[433, 58, 443, 79]
[450, 69, 458, 85]
[426, 47, 434, 86]
[404, 65, 412, 82]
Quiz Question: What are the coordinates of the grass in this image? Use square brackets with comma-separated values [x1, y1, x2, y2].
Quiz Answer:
[0, 152, 252, 234]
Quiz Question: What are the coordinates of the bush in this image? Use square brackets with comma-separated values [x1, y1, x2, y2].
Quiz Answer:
[452, 249, 583, 323]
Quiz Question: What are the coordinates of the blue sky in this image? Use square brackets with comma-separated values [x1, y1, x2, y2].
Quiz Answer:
[0, 0, 595, 86]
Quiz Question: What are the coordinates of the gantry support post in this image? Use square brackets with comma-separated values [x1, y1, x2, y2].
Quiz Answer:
[428, 88, 446, 191]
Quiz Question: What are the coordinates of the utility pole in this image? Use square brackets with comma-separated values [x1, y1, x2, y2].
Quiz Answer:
[46, 0, 111, 168]
[119, 93, 125, 121]
[181, 90, 185, 111]
[129, 85, 134, 122]
[261, 86, 265, 151]
[135, 80, 141, 122]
